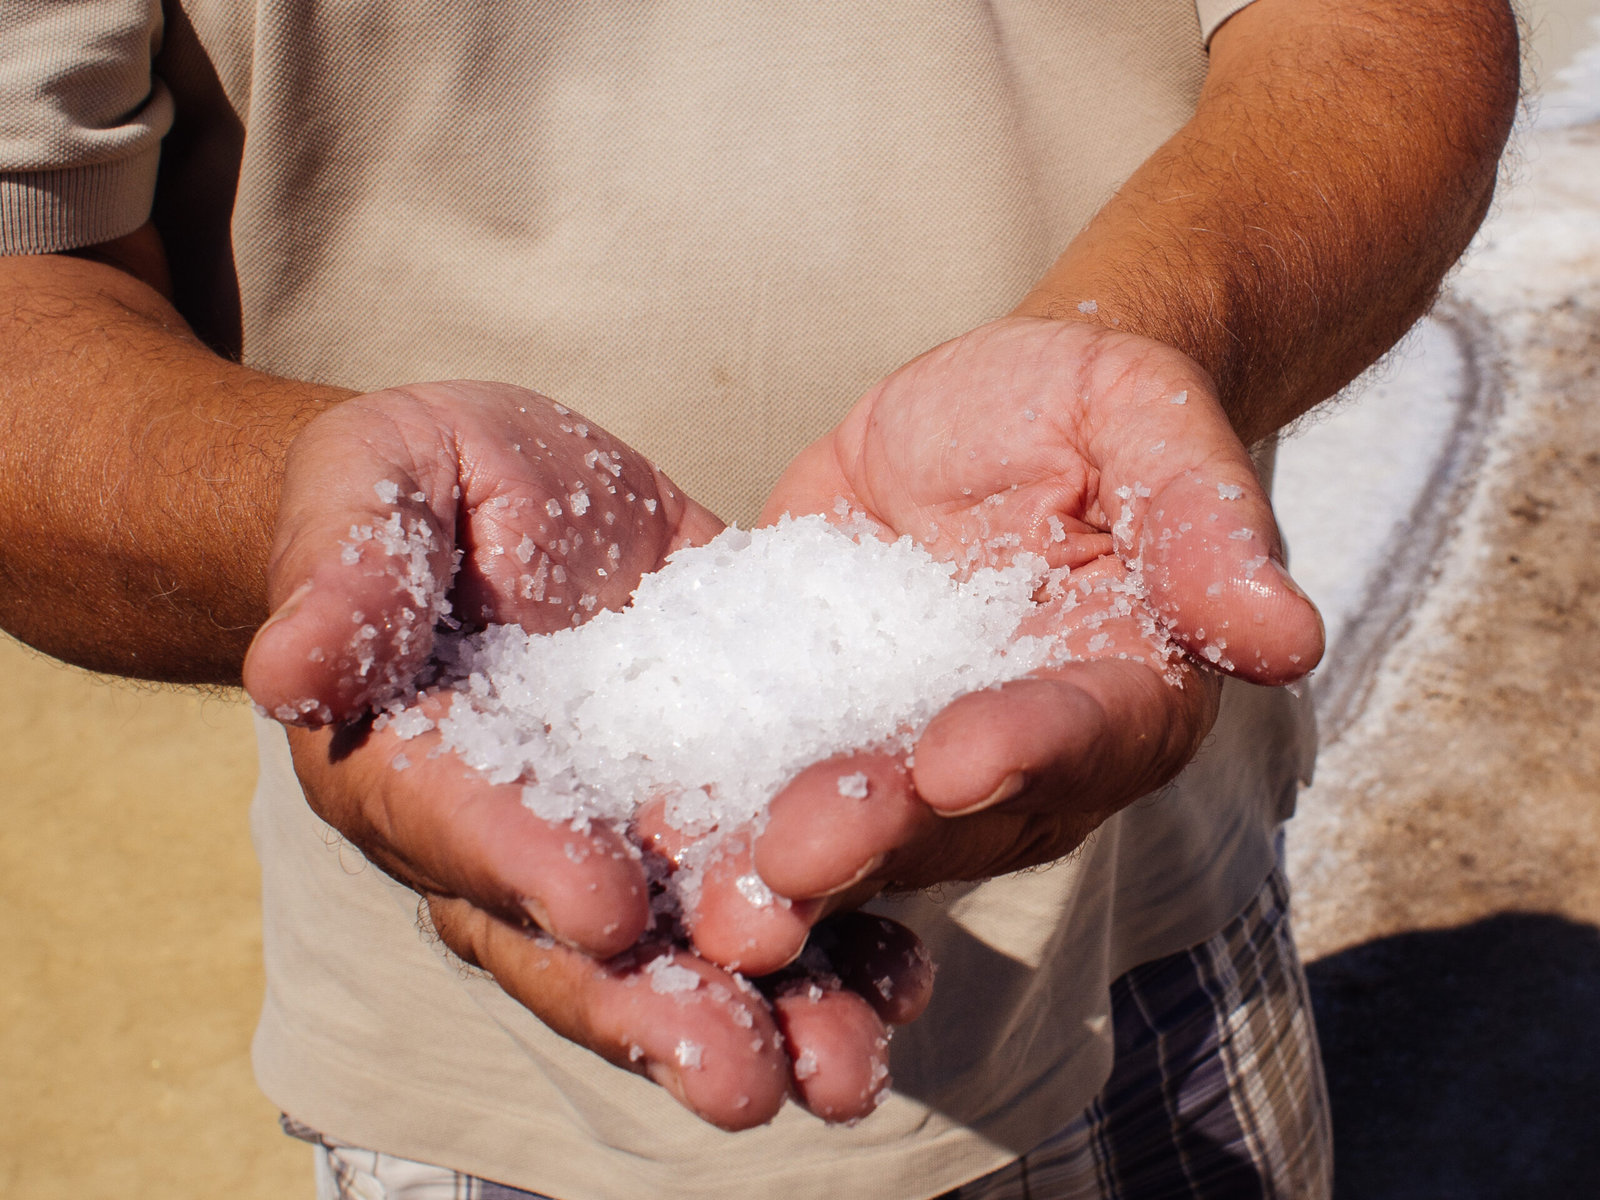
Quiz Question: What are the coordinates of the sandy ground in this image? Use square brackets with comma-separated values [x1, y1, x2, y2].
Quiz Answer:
[2, 10, 1597, 1199]
[0, 652, 304, 1195]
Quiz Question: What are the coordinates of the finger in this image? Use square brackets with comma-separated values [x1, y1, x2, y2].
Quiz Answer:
[807, 912, 936, 1026]
[683, 833, 823, 976]
[753, 754, 929, 902]
[431, 898, 791, 1131]
[770, 978, 893, 1122]
[288, 703, 649, 958]
[908, 662, 1220, 818]
[633, 802, 823, 976]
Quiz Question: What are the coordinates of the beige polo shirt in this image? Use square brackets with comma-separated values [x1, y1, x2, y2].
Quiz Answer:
[3, 3, 1314, 1197]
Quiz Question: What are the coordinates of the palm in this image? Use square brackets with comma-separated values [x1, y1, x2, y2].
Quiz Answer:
[748, 317, 1324, 900]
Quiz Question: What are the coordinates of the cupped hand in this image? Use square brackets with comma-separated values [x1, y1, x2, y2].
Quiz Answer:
[680, 317, 1323, 954]
[243, 381, 931, 1128]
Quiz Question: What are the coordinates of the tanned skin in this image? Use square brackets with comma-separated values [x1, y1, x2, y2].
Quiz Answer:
[0, 0, 1517, 1130]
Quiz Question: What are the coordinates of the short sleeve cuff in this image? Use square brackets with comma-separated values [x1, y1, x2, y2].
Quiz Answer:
[1196, 0, 1257, 45]
[0, 145, 161, 254]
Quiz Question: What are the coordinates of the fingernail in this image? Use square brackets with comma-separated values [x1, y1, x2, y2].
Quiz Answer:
[259, 581, 314, 634]
[818, 853, 886, 898]
[522, 896, 553, 932]
[645, 1059, 687, 1101]
[942, 771, 1028, 817]
[1268, 560, 1325, 640]
[1267, 557, 1310, 602]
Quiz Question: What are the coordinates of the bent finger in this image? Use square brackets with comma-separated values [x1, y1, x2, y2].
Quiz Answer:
[908, 663, 1219, 819]
[754, 753, 930, 902]
[288, 707, 649, 958]
[432, 898, 791, 1131]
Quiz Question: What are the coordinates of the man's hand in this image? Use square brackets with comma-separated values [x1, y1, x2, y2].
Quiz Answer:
[668, 317, 1324, 964]
[708, 0, 1523, 941]
[243, 381, 932, 1127]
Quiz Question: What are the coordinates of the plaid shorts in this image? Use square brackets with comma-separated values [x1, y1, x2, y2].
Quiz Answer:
[291, 866, 1331, 1200]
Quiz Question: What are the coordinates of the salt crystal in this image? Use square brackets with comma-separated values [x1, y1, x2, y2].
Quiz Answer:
[674, 1040, 703, 1069]
[1076, 299, 1098, 314]
[373, 479, 400, 505]
[793, 1048, 819, 1080]
[385, 708, 436, 739]
[1169, 390, 1188, 405]
[1048, 516, 1066, 543]
[734, 872, 776, 908]
[1228, 529, 1253, 541]
[1023, 409, 1038, 422]
[515, 535, 537, 564]
[545, 499, 563, 518]
[644, 499, 658, 514]
[646, 956, 702, 995]
[836, 772, 870, 799]
[1217, 483, 1244, 501]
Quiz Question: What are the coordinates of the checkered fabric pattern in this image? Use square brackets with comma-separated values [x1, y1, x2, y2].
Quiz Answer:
[290, 867, 1330, 1200]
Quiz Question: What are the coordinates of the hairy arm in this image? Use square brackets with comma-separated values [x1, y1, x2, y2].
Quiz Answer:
[0, 224, 925, 1128]
[748, 0, 1520, 909]
[0, 224, 351, 681]
[1018, 0, 1520, 440]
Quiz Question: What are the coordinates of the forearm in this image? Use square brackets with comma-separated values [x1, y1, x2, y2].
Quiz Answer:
[0, 230, 352, 683]
[1017, 0, 1519, 443]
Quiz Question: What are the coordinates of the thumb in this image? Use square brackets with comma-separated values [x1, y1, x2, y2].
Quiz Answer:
[244, 399, 459, 724]
[1133, 461, 1323, 685]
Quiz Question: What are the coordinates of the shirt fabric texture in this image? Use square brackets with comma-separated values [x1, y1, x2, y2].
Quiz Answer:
[1, 2, 1314, 1197]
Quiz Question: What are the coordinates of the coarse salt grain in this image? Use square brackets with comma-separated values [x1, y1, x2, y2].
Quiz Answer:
[836, 772, 870, 799]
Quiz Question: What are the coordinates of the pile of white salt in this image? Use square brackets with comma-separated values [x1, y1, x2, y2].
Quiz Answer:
[396, 514, 1065, 845]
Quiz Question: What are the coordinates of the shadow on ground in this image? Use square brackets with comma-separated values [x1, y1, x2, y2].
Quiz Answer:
[1309, 914, 1600, 1199]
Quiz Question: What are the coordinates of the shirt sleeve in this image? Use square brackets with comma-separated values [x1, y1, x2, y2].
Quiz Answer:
[1196, 0, 1257, 45]
[0, 0, 173, 253]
